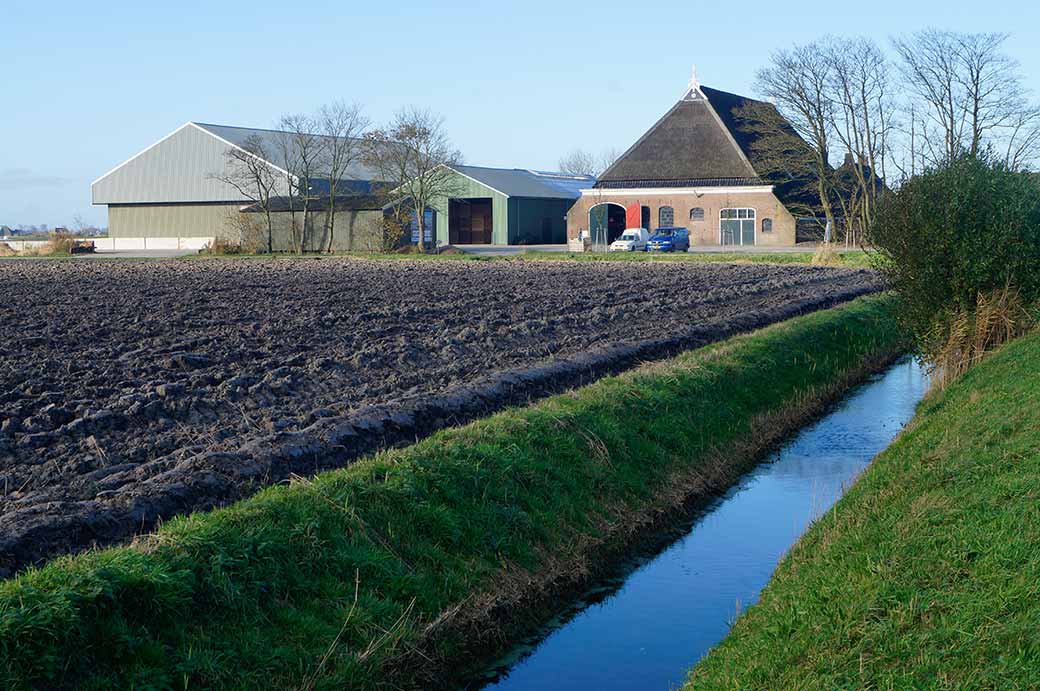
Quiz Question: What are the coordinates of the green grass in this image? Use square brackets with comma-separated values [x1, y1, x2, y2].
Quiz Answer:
[0, 296, 903, 690]
[178, 248, 873, 268]
[686, 328, 1040, 691]
[518, 249, 873, 268]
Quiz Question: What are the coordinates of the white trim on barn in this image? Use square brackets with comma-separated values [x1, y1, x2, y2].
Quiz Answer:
[579, 185, 774, 197]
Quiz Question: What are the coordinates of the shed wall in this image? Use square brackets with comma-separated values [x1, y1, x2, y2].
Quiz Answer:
[108, 203, 242, 239]
[428, 172, 509, 246]
[254, 210, 385, 252]
[93, 125, 289, 204]
[507, 197, 572, 244]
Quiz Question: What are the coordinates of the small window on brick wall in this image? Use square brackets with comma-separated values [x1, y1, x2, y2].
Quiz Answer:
[762, 218, 773, 233]
[659, 206, 674, 227]
[690, 207, 705, 222]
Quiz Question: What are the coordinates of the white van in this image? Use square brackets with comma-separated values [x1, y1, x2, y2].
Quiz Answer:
[609, 228, 649, 252]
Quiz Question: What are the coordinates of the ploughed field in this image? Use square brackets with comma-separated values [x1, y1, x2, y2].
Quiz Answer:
[0, 258, 882, 575]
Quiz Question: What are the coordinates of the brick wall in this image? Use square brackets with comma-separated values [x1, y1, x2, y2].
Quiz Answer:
[566, 188, 796, 246]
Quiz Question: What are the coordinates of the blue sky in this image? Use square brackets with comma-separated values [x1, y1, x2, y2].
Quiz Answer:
[2, 0, 1037, 227]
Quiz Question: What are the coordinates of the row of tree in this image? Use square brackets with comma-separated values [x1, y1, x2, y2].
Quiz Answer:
[747, 30, 1040, 242]
[219, 104, 462, 254]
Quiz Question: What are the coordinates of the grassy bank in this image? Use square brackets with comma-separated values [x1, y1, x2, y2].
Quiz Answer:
[686, 328, 1040, 690]
[0, 296, 902, 690]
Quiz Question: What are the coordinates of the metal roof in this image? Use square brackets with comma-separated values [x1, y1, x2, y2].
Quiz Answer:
[193, 122, 383, 182]
[451, 165, 595, 199]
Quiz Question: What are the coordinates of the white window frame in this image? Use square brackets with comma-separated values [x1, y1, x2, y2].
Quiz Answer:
[719, 208, 756, 246]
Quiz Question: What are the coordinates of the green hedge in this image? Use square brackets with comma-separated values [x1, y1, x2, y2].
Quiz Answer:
[0, 296, 903, 690]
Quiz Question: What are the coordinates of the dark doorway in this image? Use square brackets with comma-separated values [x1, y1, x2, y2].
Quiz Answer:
[449, 198, 493, 244]
[589, 203, 627, 245]
[641, 205, 651, 230]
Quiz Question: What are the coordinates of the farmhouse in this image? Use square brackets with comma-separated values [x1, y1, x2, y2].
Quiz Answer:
[91, 122, 386, 251]
[430, 165, 594, 246]
[568, 71, 817, 248]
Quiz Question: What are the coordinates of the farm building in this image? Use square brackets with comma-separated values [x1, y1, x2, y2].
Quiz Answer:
[427, 165, 594, 246]
[91, 122, 386, 251]
[568, 70, 821, 248]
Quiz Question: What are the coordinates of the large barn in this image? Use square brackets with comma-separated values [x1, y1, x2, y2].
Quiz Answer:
[91, 122, 385, 250]
[567, 71, 817, 248]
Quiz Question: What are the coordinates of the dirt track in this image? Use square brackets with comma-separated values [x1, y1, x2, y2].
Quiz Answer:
[0, 257, 882, 574]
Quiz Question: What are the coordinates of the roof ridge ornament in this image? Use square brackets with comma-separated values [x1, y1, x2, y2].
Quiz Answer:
[681, 64, 703, 101]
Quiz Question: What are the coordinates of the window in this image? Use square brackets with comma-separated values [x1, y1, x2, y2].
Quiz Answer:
[659, 206, 674, 227]
[762, 218, 773, 233]
[689, 207, 705, 221]
[720, 208, 756, 246]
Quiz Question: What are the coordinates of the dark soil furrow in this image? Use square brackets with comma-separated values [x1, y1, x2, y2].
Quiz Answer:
[0, 258, 882, 575]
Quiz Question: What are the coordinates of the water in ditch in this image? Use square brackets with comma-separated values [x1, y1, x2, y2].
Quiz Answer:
[466, 357, 928, 691]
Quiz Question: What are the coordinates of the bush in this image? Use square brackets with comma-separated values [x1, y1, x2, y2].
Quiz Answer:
[199, 238, 243, 255]
[868, 154, 1040, 360]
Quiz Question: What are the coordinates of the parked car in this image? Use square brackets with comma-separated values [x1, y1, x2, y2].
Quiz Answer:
[609, 228, 649, 252]
[646, 227, 690, 252]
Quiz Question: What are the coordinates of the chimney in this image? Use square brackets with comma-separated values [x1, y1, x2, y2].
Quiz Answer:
[843, 152, 854, 168]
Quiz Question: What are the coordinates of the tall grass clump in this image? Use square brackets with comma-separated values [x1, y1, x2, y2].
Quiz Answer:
[810, 242, 841, 266]
[868, 154, 1040, 383]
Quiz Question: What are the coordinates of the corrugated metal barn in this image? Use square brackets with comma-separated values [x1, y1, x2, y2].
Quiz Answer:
[91, 122, 383, 249]
[432, 165, 593, 246]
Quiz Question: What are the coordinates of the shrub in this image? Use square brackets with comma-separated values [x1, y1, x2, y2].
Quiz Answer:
[199, 238, 243, 255]
[380, 216, 407, 252]
[868, 154, 1040, 361]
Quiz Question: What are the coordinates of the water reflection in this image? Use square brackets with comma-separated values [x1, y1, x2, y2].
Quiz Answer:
[468, 358, 928, 691]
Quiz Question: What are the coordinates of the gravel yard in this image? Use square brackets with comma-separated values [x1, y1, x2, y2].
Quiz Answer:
[0, 257, 882, 574]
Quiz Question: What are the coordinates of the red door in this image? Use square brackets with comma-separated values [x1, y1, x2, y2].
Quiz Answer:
[625, 203, 641, 230]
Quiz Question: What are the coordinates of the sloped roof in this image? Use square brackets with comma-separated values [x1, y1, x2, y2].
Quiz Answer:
[451, 165, 595, 199]
[192, 122, 384, 181]
[597, 86, 760, 186]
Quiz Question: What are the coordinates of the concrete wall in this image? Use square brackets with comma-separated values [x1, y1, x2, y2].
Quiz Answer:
[566, 187, 796, 247]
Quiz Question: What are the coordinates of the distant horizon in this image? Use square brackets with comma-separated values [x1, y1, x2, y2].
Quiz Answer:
[2, 0, 1036, 227]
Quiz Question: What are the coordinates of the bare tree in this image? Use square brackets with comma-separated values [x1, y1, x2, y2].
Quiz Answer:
[893, 30, 1040, 168]
[826, 36, 893, 234]
[274, 114, 326, 254]
[597, 147, 621, 176]
[362, 107, 463, 253]
[212, 134, 279, 253]
[754, 42, 838, 235]
[317, 101, 369, 252]
[558, 149, 597, 176]
[559, 147, 621, 177]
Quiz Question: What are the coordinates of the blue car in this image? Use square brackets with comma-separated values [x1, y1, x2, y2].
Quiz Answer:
[646, 227, 690, 252]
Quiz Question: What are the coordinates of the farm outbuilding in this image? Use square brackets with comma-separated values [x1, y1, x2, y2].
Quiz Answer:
[430, 165, 594, 246]
[91, 122, 386, 250]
